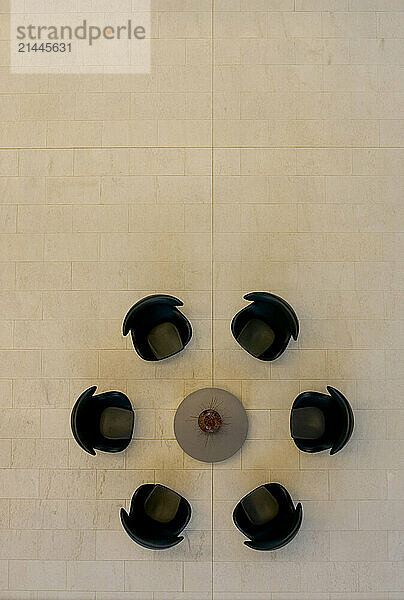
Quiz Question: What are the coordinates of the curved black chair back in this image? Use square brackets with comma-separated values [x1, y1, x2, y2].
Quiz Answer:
[231, 292, 299, 361]
[123, 295, 192, 361]
[290, 386, 354, 455]
[120, 484, 192, 550]
[71, 386, 134, 456]
[233, 483, 302, 551]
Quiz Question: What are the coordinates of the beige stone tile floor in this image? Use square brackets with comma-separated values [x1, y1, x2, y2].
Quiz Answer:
[0, 0, 403, 598]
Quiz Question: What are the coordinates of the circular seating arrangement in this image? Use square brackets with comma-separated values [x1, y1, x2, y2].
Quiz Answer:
[70, 290, 355, 552]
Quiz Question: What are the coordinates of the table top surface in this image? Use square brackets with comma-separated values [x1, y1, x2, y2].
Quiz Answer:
[174, 387, 249, 463]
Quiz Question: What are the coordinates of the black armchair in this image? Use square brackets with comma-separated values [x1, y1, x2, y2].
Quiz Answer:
[123, 294, 192, 361]
[290, 386, 354, 455]
[231, 292, 299, 361]
[71, 386, 134, 456]
[233, 483, 302, 551]
[120, 484, 192, 550]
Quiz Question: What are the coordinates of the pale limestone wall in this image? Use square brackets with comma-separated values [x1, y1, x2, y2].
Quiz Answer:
[0, 0, 403, 598]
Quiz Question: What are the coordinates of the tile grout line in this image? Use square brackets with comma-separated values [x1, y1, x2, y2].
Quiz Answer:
[211, 2, 214, 599]
[1, 145, 404, 149]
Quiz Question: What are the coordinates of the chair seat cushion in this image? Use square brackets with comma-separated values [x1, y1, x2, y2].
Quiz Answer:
[241, 486, 279, 526]
[144, 485, 181, 523]
[237, 318, 275, 358]
[147, 322, 183, 360]
[291, 406, 326, 440]
[99, 407, 134, 440]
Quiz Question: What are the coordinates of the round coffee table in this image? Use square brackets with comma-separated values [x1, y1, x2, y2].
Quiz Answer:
[174, 388, 248, 463]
